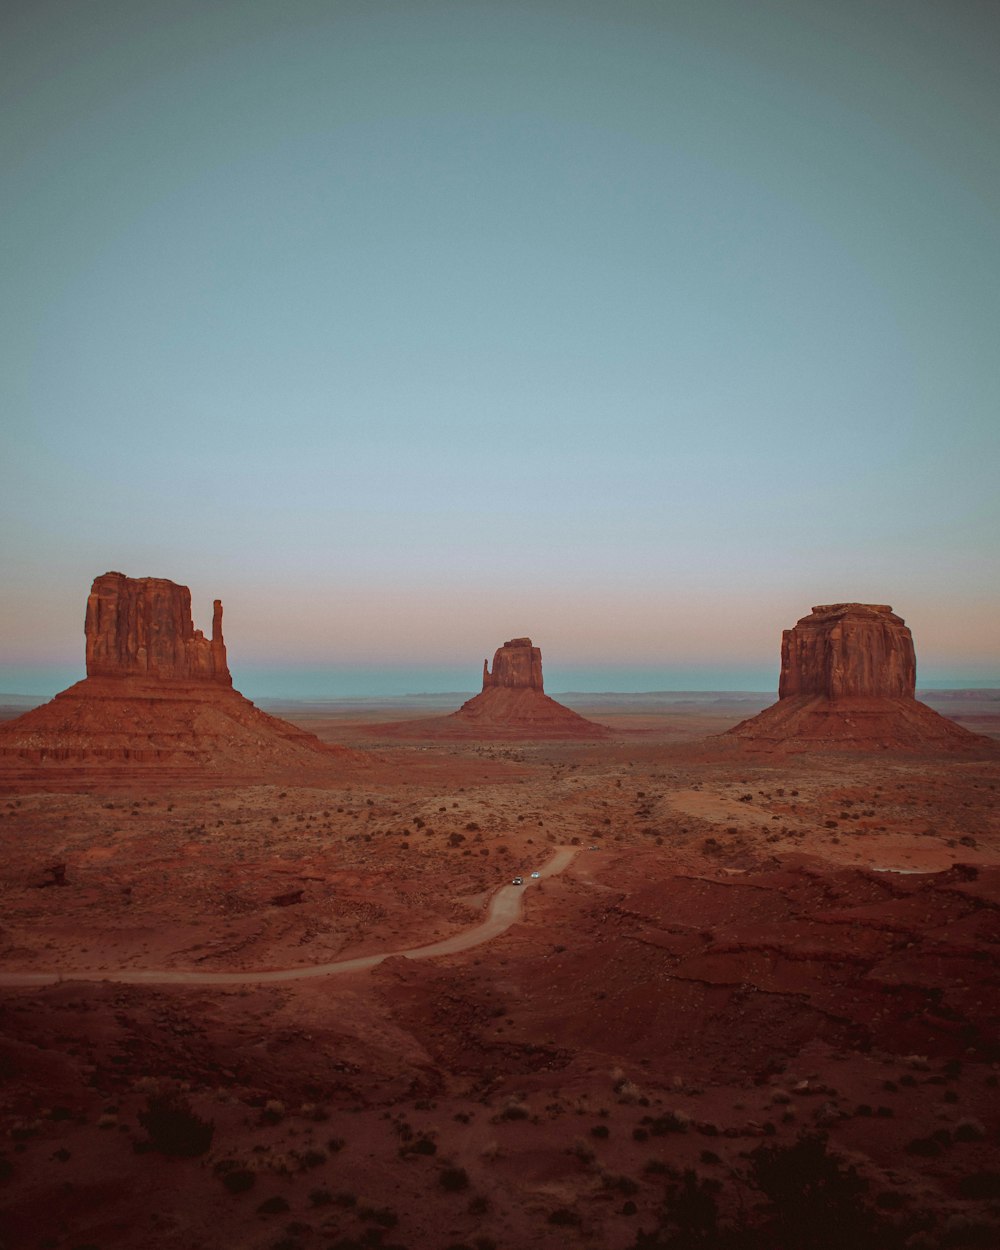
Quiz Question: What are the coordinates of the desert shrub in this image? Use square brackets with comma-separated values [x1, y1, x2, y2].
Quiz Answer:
[497, 1100, 528, 1121]
[954, 1118, 987, 1142]
[744, 1133, 904, 1250]
[439, 1166, 470, 1191]
[256, 1194, 290, 1214]
[137, 1090, 214, 1157]
[958, 1171, 1000, 1200]
[548, 1208, 581, 1226]
[906, 1131, 950, 1157]
[643, 1111, 689, 1136]
[260, 1099, 285, 1125]
[358, 1204, 398, 1227]
[603, 1173, 640, 1196]
[221, 1169, 256, 1194]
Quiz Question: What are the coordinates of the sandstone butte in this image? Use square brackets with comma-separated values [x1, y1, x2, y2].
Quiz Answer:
[381, 637, 609, 740]
[0, 572, 355, 778]
[727, 602, 994, 753]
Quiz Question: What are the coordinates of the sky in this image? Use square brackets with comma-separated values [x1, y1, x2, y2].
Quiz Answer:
[2, 0, 998, 697]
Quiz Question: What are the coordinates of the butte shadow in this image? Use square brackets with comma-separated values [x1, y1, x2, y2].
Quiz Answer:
[724, 602, 995, 754]
[378, 637, 610, 740]
[0, 571, 359, 783]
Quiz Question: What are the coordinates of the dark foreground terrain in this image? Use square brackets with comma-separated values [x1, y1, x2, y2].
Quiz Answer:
[1, 693, 998, 1249]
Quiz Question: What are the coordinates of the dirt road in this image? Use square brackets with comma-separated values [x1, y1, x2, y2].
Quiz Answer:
[0, 847, 578, 988]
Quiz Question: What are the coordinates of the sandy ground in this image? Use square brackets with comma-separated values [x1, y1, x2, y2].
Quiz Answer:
[0, 694, 998, 1249]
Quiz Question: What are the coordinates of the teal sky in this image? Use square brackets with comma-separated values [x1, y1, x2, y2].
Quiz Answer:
[2, 1, 998, 697]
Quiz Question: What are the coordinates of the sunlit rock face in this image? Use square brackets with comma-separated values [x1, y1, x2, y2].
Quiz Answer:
[481, 637, 544, 692]
[85, 572, 231, 685]
[778, 603, 916, 700]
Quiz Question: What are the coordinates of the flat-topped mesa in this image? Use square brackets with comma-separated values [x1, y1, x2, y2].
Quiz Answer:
[84, 571, 231, 685]
[726, 601, 992, 753]
[779, 603, 915, 701]
[482, 637, 544, 692]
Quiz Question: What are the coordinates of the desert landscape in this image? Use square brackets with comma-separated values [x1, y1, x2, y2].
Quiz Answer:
[4, 5, 999, 1249]
[0, 579, 998, 1250]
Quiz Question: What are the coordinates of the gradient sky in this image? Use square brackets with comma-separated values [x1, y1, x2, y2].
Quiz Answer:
[2, 0, 998, 697]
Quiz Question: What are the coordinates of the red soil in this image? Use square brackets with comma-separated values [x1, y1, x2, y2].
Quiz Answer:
[0, 698, 997, 1249]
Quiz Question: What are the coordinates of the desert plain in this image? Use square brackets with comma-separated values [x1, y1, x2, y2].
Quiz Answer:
[1, 689, 998, 1250]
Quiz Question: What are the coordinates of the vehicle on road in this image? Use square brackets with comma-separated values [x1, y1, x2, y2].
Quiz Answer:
[530, 871, 541, 878]
[512, 876, 524, 885]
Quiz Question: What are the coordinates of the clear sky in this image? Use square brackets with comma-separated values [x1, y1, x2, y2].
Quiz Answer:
[2, 0, 998, 697]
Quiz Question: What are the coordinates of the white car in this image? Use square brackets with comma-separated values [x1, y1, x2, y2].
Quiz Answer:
[512, 876, 524, 885]
[530, 871, 541, 879]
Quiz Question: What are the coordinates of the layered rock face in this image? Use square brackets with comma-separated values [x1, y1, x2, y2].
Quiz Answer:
[482, 638, 544, 692]
[85, 572, 230, 683]
[778, 604, 915, 699]
[728, 603, 989, 752]
[0, 573, 353, 777]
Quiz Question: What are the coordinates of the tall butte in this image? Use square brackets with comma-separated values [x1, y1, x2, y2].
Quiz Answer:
[727, 602, 991, 752]
[447, 637, 609, 738]
[380, 637, 609, 739]
[0, 572, 354, 777]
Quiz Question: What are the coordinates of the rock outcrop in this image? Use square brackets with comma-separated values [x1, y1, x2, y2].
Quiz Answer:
[0, 572, 356, 779]
[727, 603, 991, 752]
[85, 572, 230, 683]
[381, 637, 609, 740]
[482, 638, 544, 692]
[777, 604, 915, 700]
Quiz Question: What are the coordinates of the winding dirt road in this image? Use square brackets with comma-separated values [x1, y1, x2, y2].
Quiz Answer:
[0, 847, 578, 988]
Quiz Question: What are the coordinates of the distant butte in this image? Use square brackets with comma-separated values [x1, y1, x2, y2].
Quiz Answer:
[0, 572, 356, 779]
[382, 637, 610, 740]
[727, 602, 993, 752]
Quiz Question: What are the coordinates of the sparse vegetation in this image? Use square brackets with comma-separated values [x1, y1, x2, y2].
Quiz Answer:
[137, 1089, 214, 1157]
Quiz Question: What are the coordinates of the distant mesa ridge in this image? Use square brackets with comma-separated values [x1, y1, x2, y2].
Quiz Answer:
[728, 602, 991, 752]
[0, 572, 353, 775]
